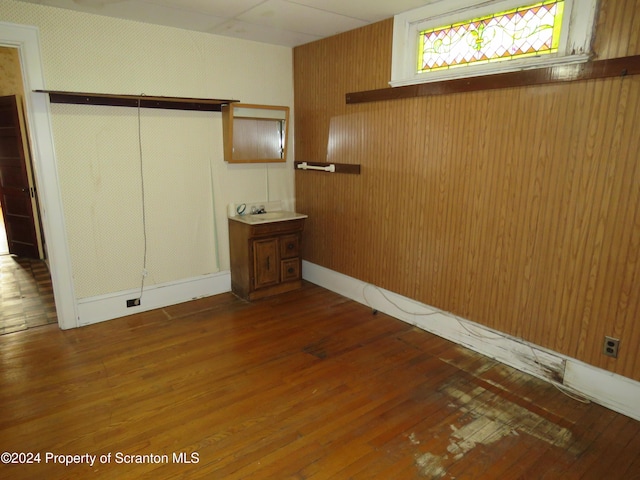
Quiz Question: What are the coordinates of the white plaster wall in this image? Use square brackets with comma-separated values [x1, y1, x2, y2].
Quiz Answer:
[0, 0, 294, 299]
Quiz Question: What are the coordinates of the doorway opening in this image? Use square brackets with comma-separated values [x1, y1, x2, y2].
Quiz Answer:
[1, 23, 77, 330]
[0, 45, 57, 335]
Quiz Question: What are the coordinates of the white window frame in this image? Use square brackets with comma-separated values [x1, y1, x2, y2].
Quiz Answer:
[390, 0, 599, 87]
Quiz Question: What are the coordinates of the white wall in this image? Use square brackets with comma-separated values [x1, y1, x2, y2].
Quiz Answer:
[0, 0, 294, 323]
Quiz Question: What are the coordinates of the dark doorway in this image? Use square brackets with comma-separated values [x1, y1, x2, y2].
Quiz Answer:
[0, 94, 43, 259]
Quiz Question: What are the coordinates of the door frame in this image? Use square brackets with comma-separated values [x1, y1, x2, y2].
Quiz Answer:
[1, 21, 77, 329]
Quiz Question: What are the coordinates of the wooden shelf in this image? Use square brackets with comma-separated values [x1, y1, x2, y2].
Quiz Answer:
[346, 54, 640, 105]
[36, 90, 239, 112]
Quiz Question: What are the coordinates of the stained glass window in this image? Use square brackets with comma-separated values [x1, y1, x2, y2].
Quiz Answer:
[418, 1, 564, 73]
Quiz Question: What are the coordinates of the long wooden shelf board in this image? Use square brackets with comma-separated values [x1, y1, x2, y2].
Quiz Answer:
[346, 54, 640, 105]
[36, 90, 239, 111]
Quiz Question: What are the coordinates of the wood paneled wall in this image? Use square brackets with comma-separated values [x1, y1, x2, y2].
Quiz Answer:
[293, 0, 640, 380]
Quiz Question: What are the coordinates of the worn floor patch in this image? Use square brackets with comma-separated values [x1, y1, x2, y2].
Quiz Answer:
[415, 452, 447, 479]
[411, 383, 573, 477]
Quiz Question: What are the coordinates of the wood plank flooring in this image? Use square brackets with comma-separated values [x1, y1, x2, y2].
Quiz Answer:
[0, 254, 58, 334]
[0, 283, 638, 479]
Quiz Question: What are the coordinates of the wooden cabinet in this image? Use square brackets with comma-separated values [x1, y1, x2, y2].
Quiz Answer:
[221, 103, 289, 163]
[229, 218, 305, 300]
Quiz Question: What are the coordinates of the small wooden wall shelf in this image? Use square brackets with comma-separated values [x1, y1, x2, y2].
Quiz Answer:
[36, 90, 238, 112]
[346, 54, 640, 105]
[294, 161, 361, 175]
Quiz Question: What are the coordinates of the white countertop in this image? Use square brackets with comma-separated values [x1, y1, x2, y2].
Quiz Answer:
[229, 211, 308, 225]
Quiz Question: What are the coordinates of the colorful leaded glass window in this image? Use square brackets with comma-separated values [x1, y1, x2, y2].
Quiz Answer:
[418, 1, 565, 73]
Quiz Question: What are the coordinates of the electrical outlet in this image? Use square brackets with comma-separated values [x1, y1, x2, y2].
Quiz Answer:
[127, 298, 141, 308]
[603, 336, 620, 358]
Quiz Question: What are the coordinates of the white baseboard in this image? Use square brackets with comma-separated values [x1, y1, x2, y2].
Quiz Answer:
[302, 261, 640, 422]
[76, 271, 231, 327]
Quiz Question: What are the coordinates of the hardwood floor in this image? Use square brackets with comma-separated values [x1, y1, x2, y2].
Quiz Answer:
[0, 254, 58, 334]
[0, 283, 638, 479]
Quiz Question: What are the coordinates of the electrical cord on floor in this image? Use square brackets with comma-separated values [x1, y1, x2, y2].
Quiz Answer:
[528, 346, 592, 404]
[362, 283, 440, 317]
[362, 282, 591, 405]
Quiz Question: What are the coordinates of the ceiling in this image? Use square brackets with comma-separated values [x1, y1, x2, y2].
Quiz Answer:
[17, 0, 438, 47]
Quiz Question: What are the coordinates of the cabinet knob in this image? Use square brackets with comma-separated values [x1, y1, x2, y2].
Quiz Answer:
[288, 267, 294, 274]
[287, 243, 294, 250]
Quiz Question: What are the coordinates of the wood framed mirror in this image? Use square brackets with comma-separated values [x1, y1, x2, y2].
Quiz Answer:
[222, 103, 289, 163]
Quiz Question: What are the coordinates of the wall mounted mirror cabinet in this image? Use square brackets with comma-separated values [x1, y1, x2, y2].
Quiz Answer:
[222, 103, 289, 163]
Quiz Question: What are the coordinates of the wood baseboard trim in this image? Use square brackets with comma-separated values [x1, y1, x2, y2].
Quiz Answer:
[302, 260, 640, 421]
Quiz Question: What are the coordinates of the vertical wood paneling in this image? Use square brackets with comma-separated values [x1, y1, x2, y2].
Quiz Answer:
[594, 0, 640, 58]
[616, 80, 640, 376]
[294, 0, 640, 380]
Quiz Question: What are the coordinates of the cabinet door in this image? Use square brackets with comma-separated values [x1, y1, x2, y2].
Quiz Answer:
[253, 238, 279, 288]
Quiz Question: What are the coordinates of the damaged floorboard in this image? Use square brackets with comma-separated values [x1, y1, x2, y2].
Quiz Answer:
[0, 282, 638, 479]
